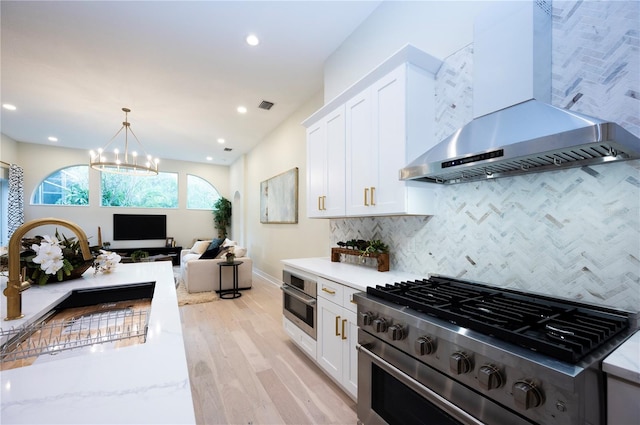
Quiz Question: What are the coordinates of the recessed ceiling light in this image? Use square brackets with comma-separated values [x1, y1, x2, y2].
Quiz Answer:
[48, 136, 58, 142]
[206, 156, 213, 161]
[237, 106, 247, 114]
[217, 138, 225, 144]
[246, 34, 259, 46]
[2, 104, 17, 111]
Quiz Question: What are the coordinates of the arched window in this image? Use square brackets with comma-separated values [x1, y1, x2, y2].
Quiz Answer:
[32, 165, 89, 205]
[187, 174, 221, 209]
[101, 171, 178, 208]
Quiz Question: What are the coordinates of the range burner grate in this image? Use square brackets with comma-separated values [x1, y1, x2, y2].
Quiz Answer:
[367, 276, 630, 363]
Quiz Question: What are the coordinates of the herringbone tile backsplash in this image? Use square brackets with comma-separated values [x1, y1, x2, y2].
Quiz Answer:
[330, 1, 640, 311]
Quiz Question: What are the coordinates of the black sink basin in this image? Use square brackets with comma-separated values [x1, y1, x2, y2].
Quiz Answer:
[52, 281, 156, 310]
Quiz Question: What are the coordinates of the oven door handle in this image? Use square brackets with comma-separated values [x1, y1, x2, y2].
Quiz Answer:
[281, 284, 316, 306]
[358, 344, 485, 425]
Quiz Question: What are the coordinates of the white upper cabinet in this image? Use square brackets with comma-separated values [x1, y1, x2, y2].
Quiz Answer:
[304, 45, 442, 218]
[306, 105, 346, 218]
[345, 88, 374, 215]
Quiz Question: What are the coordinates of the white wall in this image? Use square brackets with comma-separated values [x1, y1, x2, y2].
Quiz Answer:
[229, 154, 246, 247]
[0, 134, 19, 164]
[9, 142, 230, 250]
[323, 1, 490, 101]
[244, 91, 330, 281]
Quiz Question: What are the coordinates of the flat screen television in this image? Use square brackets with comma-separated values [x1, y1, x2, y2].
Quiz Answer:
[113, 214, 167, 240]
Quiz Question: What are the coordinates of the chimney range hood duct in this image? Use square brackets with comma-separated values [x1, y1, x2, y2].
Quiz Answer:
[400, 1, 640, 185]
[400, 99, 640, 184]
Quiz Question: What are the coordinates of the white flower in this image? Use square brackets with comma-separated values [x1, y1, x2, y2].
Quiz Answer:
[31, 240, 64, 275]
[94, 250, 121, 273]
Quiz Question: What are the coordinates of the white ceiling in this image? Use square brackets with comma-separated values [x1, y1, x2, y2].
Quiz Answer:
[1, 1, 381, 166]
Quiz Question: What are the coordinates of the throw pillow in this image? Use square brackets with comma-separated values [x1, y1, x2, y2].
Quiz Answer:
[215, 246, 232, 259]
[199, 246, 220, 259]
[234, 246, 247, 257]
[222, 238, 237, 247]
[189, 240, 211, 255]
[208, 238, 225, 250]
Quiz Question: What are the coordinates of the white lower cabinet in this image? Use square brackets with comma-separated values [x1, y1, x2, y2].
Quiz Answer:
[317, 278, 358, 399]
[283, 316, 317, 360]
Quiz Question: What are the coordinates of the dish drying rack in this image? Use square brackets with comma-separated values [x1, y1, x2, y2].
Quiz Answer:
[1, 307, 150, 363]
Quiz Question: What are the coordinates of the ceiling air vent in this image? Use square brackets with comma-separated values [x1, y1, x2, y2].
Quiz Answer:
[258, 100, 274, 110]
[224, 147, 232, 152]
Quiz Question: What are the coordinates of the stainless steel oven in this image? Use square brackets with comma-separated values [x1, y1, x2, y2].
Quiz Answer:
[282, 268, 317, 340]
[354, 275, 637, 425]
[357, 330, 531, 425]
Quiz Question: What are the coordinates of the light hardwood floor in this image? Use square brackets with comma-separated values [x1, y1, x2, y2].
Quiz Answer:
[179, 273, 358, 425]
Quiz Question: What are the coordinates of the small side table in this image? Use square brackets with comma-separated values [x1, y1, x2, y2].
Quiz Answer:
[218, 261, 243, 299]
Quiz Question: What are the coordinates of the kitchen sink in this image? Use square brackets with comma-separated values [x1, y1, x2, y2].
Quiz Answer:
[0, 281, 155, 370]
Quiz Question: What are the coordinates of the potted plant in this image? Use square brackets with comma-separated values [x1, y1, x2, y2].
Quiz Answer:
[359, 240, 389, 259]
[224, 246, 236, 264]
[1, 230, 98, 285]
[212, 197, 232, 238]
[130, 250, 149, 262]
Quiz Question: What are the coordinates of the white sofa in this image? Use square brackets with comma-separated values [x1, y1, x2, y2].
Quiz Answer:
[180, 240, 252, 294]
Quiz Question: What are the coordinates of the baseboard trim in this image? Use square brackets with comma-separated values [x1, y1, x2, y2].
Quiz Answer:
[253, 268, 281, 287]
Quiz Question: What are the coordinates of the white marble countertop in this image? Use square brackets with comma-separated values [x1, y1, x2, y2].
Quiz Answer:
[281, 257, 424, 291]
[1, 262, 196, 424]
[603, 330, 640, 385]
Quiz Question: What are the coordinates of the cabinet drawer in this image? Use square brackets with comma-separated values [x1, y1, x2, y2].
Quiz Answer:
[343, 286, 360, 313]
[318, 277, 344, 303]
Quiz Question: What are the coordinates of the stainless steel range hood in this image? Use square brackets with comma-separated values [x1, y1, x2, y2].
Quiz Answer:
[400, 1, 640, 185]
[400, 99, 640, 184]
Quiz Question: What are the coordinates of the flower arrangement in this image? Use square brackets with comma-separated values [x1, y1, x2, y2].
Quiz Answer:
[0, 230, 122, 285]
[93, 250, 122, 274]
[224, 246, 236, 263]
[14, 230, 97, 285]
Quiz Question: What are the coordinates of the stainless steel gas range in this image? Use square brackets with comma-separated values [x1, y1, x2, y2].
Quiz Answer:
[354, 275, 638, 425]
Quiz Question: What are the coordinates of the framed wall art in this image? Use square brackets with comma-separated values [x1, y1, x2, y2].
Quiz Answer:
[260, 167, 298, 224]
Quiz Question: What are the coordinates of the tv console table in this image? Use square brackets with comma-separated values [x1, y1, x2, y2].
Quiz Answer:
[113, 246, 182, 266]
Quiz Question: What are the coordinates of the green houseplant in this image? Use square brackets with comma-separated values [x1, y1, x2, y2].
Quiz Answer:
[130, 250, 149, 262]
[212, 197, 232, 238]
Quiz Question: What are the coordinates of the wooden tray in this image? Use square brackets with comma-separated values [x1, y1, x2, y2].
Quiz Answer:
[331, 247, 389, 272]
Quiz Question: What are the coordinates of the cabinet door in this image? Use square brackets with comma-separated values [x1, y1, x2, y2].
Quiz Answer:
[345, 89, 375, 215]
[306, 106, 345, 218]
[317, 297, 344, 383]
[370, 65, 408, 214]
[324, 106, 346, 217]
[306, 122, 326, 218]
[342, 310, 358, 399]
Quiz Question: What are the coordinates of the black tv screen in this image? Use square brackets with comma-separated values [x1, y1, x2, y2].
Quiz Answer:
[113, 214, 167, 240]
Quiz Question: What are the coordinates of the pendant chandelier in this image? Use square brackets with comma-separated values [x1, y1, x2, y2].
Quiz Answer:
[89, 107, 159, 175]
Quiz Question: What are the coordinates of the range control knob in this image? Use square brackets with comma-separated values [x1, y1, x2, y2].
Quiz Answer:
[512, 380, 544, 410]
[388, 324, 406, 341]
[449, 351, 472, 375]
[372, 318, 388, 333]
[477, 365, 503, 390]
[414, 336, 436, 356]
[360, 311, 375, 326]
